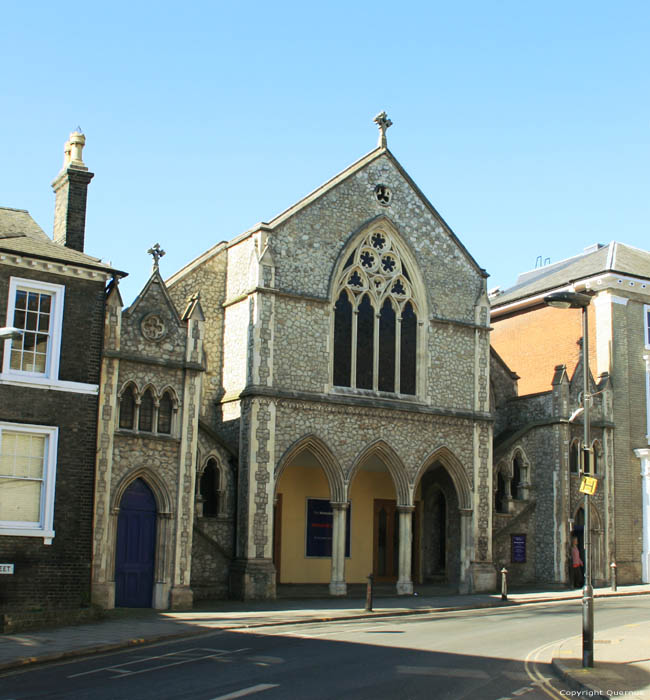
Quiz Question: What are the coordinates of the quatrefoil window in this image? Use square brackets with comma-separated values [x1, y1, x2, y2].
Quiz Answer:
[374, 184, 392, 206]
[141, 313, 167, 341]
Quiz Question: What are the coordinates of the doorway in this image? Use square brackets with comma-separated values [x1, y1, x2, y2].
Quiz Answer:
[373, 499, 398, 581]
[115, 479, 157, 607]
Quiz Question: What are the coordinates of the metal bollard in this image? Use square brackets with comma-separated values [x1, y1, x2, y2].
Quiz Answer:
[365, 573, 374, 612]
[501, 567, 508, 601]
[610, 561, 617, 592]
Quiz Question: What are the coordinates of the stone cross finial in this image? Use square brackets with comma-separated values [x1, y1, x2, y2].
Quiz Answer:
[147, 243, 166, 271]
[374, 111, 393, 148]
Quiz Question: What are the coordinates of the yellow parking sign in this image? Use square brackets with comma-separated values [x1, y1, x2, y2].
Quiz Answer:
[579, 475, 598, 495]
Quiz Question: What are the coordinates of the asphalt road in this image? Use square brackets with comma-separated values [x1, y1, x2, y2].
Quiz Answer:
[1, 596, 648, 700]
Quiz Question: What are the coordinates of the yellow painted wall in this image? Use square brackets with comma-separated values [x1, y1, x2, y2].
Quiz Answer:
[276, 464, 396, 584]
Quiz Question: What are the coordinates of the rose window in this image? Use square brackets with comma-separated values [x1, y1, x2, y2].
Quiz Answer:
[333, 230, 417, 395]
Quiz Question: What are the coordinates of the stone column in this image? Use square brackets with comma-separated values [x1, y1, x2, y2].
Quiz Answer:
[504, 476, 514, 514]
[231, 397, 277, 599]
[635, 449, 650, 583]
[459, 508, 473, 594]
[91, 283, 122, 609]
[396, 505, 415, 595]
[329, 502, 348, 596]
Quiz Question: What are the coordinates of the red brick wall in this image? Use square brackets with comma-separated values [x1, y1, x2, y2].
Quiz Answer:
[491, 304, 597, 396]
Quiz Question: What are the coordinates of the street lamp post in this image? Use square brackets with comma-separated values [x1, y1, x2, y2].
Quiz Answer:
[0, 327, 23, 341]
[544, 290, 594, 668]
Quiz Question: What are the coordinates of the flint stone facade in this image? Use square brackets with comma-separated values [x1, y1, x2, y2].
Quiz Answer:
[166, 144, 497, 598]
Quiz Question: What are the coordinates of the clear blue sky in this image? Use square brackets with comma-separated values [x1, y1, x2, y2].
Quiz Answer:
[2, 1, 648, 303]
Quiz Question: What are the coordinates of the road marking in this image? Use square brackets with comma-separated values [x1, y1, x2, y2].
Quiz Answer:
[524, 637, 568, 700]
[501, 671, 533, 680]
[396, 665, 489, 679]
[68, 647, 250, 678]
[209, 684, 279, 700]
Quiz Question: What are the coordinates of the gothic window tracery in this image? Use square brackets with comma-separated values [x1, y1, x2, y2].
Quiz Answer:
[333, 229, 418, 395]
[157, 391, 174, 434]
[119, 384, 136, 429]
[138, 389, 155, 432]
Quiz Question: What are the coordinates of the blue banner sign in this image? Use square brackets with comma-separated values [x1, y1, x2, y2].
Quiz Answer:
[306, 499, 351, 558]
[511, 534, 526, 563]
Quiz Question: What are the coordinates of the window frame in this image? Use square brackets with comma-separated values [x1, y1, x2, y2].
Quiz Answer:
[2, 276, 65, 385]
[0, 421, 58, 544]
[645, 304, 650, 349]
[330, 225, 423, 399]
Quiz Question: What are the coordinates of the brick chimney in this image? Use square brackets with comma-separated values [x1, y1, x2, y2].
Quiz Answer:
[52, 131, 94, 252]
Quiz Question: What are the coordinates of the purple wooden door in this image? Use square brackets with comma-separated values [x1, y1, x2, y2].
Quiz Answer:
[115, 479, 157, 607]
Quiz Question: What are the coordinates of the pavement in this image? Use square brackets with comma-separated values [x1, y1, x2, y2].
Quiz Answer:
[1, 584, 649, 698]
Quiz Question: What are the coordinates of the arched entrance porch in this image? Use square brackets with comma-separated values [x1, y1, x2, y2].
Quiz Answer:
[273, 436, 346, 595]
[573, 501, 606, 585]
[347, 440, 412, 594]
[413, 448, 473, 593]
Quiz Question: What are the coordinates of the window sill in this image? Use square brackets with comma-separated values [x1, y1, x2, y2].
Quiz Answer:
[0, 373, 98, 395]
[115, 429, 180, 442]
[0, 527, 55, 545]
[331, 385, 420, 402]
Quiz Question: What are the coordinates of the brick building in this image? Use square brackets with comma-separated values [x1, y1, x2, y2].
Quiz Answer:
[491, 243, 650, 584]
[0, 133, 124, 611]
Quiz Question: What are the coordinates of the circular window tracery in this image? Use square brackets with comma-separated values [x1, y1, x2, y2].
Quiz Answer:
[141, 313, 167, 341]
[374, 184, 392, 206]
[338, 231, 415, 312]
[333, 229, 418, 396]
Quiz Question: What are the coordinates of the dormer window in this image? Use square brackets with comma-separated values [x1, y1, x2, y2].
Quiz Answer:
[332, 227, 420, 396]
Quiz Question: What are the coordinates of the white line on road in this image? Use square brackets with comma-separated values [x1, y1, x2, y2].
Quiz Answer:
[68, 647, 251, 678]
[209, 683, 279, 700]
[396, 665, 490, 679]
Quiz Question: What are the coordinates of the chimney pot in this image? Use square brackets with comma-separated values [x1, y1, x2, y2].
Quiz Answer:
[52, 131, 94, 252]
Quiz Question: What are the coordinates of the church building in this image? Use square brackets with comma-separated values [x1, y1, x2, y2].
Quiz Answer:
[95, 114, 497, 607]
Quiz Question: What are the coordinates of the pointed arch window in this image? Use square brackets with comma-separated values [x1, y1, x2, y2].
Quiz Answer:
[119, 385, 136, 430]
[139, 389, 154, 432]
[569, 440, 580, 474]
[157, 391, 174, 434]
[512, 454, 523, 499]
[199, 459, 221, 517]
[332, 228, 419, 395]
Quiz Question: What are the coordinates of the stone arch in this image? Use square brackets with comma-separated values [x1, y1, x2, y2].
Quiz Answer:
[569, 438, 581, 474]
[573, 500, 606, 582]
[348, 439, 410, 506]
[159, 384, 180, 406]
[493, 459, 510, 514]
[197, 454, 224, 517]
[112, 466, 173, 516]
[329, 217, 428, 397]
[509, 446, 531, 499]
[573, 499, 603, 531]
[117, 381, 138, 429]
[591, 439, 603, 474]
[412, 446, 472, 510]
[140, 382, 159, 401]
[328, 216, 428, 313]
[275, 434, 345, 503]
[118, 379, 139, 399]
